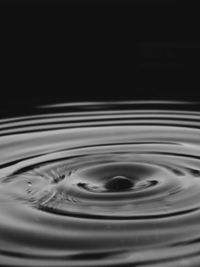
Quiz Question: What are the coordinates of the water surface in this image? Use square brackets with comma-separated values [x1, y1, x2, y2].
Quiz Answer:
[0, 101, 200, 266]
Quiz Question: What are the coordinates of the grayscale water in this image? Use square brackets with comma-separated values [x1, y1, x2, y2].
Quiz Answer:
[1, 101, 200, 266]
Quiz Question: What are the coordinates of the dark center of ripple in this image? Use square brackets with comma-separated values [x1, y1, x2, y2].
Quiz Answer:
[105, 176, 134, 191]
[70, 162, 158, 194]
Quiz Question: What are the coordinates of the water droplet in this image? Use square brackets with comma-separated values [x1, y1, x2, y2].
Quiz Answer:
[26, 182, 32, 194]
[105, 176, 134, 191]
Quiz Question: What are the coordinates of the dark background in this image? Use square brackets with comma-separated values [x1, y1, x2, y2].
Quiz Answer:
[1, 1, 200, 112]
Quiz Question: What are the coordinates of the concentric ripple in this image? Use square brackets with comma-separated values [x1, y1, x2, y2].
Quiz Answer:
[1, 101, 200, 266]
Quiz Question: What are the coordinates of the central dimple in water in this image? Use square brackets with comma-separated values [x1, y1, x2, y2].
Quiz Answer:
[105, 176, 134, 191]
[70, 162, 158, 194]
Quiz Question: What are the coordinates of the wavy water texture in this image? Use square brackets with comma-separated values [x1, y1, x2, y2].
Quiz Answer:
[1, 101, 200, 266]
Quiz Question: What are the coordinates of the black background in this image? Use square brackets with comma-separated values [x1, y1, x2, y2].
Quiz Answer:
[1, 1, 200, 112]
